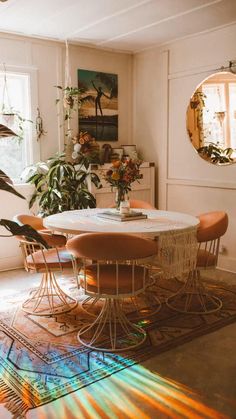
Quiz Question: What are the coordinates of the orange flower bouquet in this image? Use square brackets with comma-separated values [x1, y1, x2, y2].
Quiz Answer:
[104, 159, 143, 209]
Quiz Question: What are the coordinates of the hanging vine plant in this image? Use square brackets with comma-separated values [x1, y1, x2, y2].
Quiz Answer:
[56, 85, 84, 123]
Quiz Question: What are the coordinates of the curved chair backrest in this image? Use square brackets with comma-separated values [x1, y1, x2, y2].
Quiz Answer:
[109, 199, 155, 210]
[19, 234, 69, 273]
[39, 231, 66, 248]
[15, 230, 67, 272]
[197, 211, 228, 243]
[129, 199, 155, 209]
[13, 214, 45, 231]
[196, 211, 228, 269]
[67, 232, 157, 262]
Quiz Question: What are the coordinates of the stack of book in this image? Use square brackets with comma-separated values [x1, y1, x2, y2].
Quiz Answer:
[97, 210, 148, 222]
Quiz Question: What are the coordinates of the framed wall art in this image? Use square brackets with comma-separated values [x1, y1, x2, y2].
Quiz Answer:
[78, 69, 118, 142]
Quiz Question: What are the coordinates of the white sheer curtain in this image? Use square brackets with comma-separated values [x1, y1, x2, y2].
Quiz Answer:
[229, 83, 236, 149]
[202, 83, 226, 147]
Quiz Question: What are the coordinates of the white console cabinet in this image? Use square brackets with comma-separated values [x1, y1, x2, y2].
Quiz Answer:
[88, 162, 155, 208]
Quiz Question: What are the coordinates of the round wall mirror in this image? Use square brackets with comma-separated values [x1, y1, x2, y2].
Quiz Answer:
[186, 71, 236, 165]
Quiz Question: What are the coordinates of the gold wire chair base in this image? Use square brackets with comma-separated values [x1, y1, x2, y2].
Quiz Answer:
[81, 291, 161, 319]
[123, 291, 162, 319]
[22, 272, 78, 316]
[166, 269, 222, 314]
[78, 298, 147, 352]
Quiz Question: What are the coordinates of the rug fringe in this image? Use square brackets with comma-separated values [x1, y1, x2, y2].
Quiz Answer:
[0, 378, 30, 418]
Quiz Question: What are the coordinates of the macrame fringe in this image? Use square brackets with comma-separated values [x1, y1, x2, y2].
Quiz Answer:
[157, 226, 198, 279]
[0, 378, 30, 419]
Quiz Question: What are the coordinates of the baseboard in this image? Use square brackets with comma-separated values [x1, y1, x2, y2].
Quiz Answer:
[217, 255, 236, 274]
[0, 255, 23, 272]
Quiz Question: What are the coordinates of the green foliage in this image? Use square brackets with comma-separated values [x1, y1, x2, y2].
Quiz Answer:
[0, 169, 25, 199]
[197, 142, 235, 164]
[1, 108, 32, 142]
[56, 85, 84, 123]
[0, 167, 48, 247]
[25, 153, 102, 216]
[0, 219, 49, 248]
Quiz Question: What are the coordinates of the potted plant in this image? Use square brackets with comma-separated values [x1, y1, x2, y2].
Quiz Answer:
[23, 152, 102, 217]
[197, 142, 235, 164]
[56, 85, 83, 123]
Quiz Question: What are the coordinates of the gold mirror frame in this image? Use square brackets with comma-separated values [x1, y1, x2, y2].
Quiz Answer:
[186, 71, 236, 165]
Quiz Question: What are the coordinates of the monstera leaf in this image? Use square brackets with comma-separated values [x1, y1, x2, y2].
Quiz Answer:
[0, 219, 49, 248]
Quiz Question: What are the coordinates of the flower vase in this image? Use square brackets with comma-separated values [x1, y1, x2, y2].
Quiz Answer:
[115, 188, 129, 213]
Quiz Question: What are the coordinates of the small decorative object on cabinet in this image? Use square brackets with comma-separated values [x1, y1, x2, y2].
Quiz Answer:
[111, 147, 123, 161]
[122, 144, 137, 160]
[87, 161, 155, 208]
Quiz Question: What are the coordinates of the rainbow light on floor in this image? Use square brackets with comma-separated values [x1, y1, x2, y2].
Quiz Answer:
[30, 362, 228, 419]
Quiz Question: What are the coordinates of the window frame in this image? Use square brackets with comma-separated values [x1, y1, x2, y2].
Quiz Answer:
[0, 64, 40, 184]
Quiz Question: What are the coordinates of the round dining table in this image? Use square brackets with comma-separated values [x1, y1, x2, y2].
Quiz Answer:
[44, 208, 199, 279]
[44, 208, 199, 236]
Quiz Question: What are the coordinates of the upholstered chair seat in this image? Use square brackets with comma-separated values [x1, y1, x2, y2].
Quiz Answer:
[26, 247, 74, 271]
[82, 264, 146, 295]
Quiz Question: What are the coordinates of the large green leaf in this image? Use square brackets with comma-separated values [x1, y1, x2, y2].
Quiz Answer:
[0, 219, 49, 248]
[0, 178, 25, 199]
[29, 192, 38, 209]
[0, 124, 17, 138]
[0, 169, 13, 185]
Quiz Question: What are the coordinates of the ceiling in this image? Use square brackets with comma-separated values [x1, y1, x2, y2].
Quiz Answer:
[0, 0, 236, 53]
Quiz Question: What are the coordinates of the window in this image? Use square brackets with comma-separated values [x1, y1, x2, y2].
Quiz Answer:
[202, 81, 236, 149]
[229, 83, 236, 149]
[0, 67, 38, 182]
[202, 83, 226, 146]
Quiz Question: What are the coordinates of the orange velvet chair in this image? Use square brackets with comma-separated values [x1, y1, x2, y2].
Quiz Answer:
[166, 211, 228, 314]
[67, 232, 157, 352]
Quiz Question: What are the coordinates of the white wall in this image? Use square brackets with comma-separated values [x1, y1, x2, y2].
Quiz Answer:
[0, 33, 133, 159]
[0, 33, 133, 270]
[133, 24, 236, 272]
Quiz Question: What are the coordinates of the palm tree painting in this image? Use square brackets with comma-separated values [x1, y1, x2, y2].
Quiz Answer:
[78, 69, 118, 141]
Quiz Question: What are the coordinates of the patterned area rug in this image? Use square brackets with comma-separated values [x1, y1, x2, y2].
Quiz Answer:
[0, 274, 236, 418]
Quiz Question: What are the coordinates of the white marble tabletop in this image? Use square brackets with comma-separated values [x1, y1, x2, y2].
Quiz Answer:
[44, 208, 199, 236]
